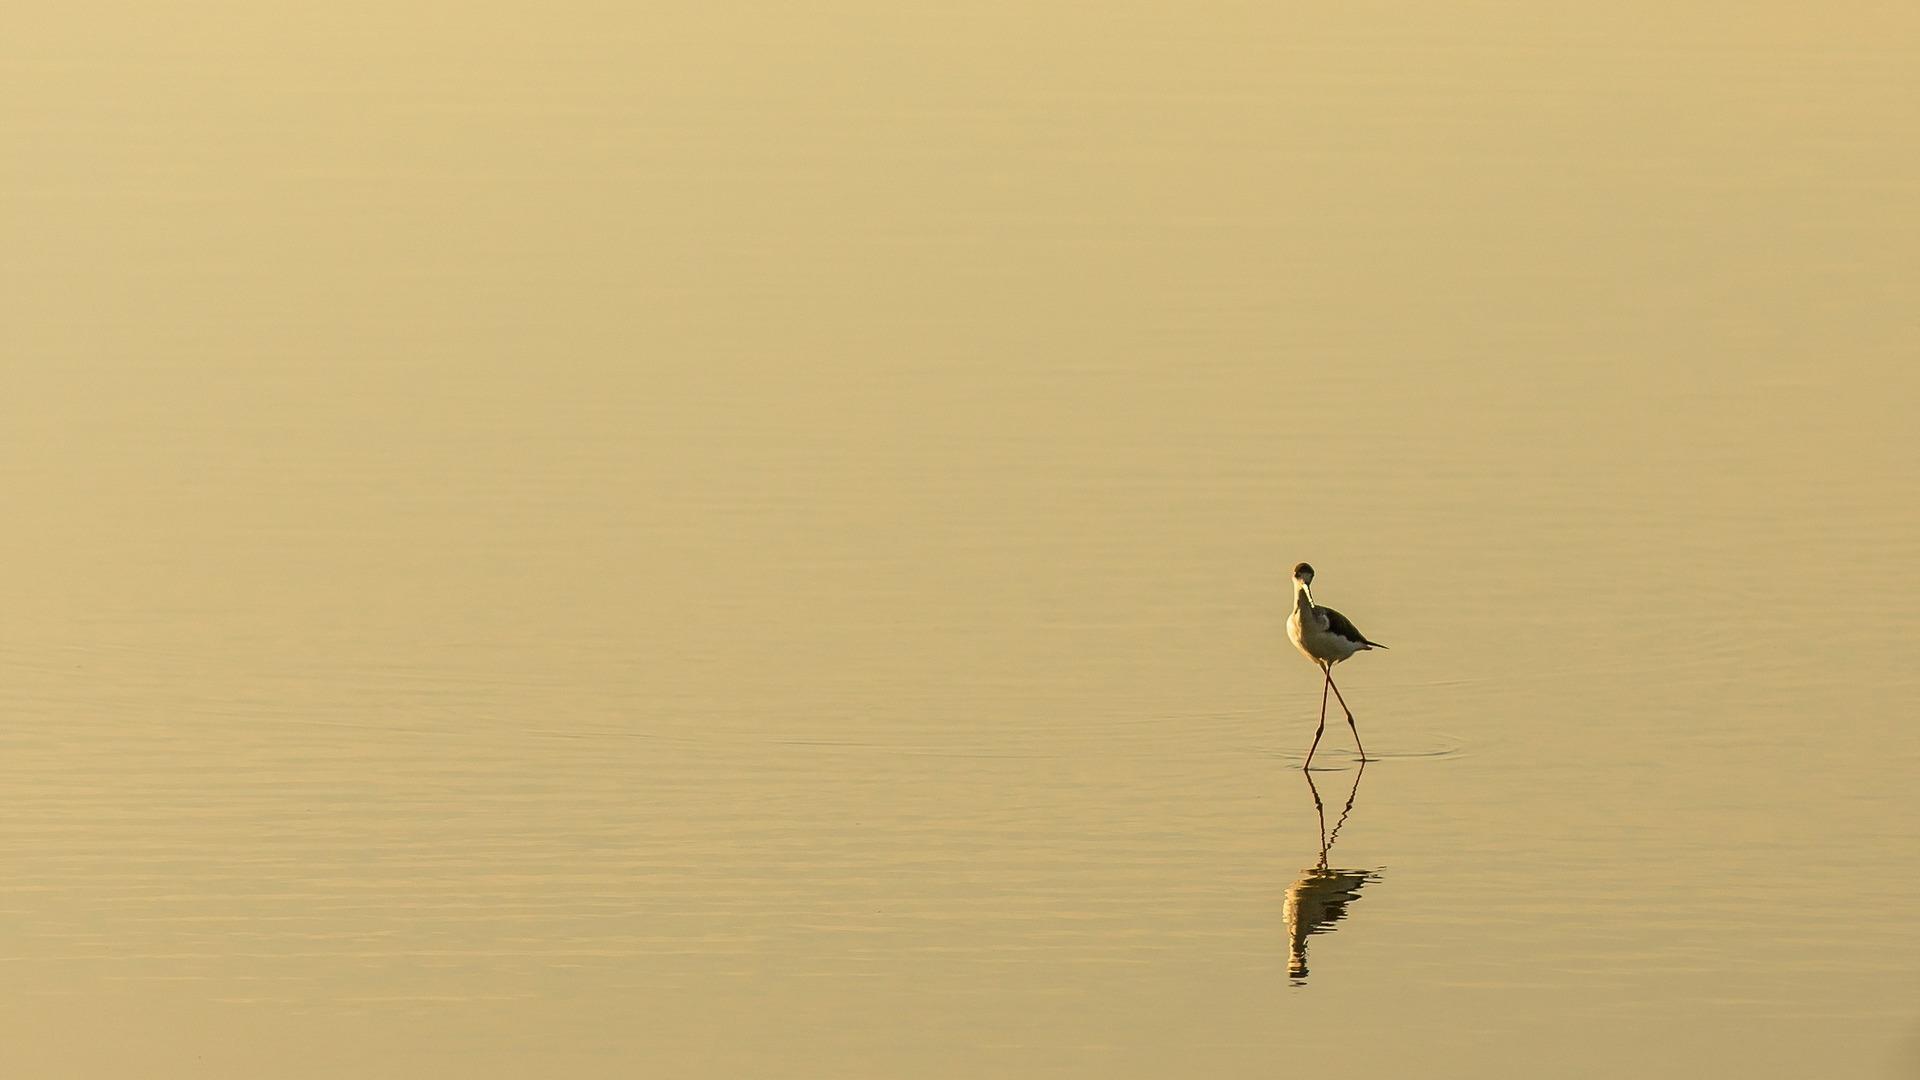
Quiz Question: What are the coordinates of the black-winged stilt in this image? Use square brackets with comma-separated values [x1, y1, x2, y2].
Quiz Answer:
[1287, 562, 1386, 768]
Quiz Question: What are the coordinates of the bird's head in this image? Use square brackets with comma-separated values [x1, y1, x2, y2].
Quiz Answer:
[1292, 562, 1315, 597]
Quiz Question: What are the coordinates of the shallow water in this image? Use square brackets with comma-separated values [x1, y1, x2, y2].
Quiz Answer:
[6, 4, 1920, 1077]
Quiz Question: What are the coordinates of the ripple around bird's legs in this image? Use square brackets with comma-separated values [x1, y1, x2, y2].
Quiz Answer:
[1272, 731, 1466, 770]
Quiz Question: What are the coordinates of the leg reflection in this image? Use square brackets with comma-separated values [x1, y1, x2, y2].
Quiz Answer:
[1285, 763, 1379, 984]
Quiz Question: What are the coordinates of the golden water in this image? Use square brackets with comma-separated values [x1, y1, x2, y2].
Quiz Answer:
[6, 4, 1918, 1076]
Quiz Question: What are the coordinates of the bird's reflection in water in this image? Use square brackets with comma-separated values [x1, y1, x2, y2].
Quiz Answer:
[1285, 763, 1380, 985]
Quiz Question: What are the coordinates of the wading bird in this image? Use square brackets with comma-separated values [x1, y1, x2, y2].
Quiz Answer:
[1287, 562, 1386, 768]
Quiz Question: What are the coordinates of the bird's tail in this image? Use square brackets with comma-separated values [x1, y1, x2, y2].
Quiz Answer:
[1364, 640, 1388, 650]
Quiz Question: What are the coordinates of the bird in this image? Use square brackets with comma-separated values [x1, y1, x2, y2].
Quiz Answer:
[1287, 562, 1386, 768]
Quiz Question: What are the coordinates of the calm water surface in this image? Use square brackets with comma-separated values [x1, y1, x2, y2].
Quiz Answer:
[6, 4, 1919, 1077]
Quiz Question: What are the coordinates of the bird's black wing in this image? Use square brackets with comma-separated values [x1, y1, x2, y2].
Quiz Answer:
[1319, 605, 1386, 649]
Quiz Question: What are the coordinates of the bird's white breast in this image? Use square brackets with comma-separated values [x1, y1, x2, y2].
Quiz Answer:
[1289, 605, 1358, 665]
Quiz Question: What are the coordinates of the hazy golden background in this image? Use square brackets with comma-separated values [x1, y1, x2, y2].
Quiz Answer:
[5, 3, 1918, 1077]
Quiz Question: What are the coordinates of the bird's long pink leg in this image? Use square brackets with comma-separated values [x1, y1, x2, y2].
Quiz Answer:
[1303, 665, 1330, 769]
[1325, 669, 1367, 762]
